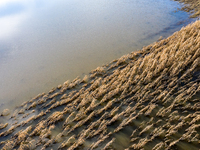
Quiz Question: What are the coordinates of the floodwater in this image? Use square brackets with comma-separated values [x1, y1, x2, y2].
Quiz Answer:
[0, 0, 192, 110]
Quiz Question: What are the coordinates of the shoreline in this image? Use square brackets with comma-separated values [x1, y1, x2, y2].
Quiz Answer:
[0, 0, 190, 112]
[0, 1, 200, 150]
[175, 0, 200, 18]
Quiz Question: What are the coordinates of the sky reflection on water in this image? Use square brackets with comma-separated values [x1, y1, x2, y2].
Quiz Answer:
[0, 0, 192, 110]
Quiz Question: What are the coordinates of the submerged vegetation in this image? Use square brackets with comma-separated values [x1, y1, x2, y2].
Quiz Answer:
[0, 18, 200, 150]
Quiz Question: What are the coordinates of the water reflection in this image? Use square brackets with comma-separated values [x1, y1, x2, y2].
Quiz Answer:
[0, 4, 25, 39]
[0, 0, 50, 40]
[0, 0, 192, 110]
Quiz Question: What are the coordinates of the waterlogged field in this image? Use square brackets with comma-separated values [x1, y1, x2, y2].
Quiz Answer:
[174, 0, 200, 18]
[0, 0, 200, 150]
[0, 0, 192, 110]
[0, 19, 200, 150]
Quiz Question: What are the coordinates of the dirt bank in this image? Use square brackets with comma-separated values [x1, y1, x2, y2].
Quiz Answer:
[175, 0, 200, 17]
[0, 18, 200, 149]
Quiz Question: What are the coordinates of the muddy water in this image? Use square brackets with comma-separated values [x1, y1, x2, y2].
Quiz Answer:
[0, 0, 192, 110]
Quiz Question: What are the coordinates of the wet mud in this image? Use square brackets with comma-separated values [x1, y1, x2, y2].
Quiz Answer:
[0, 18, 200, 149]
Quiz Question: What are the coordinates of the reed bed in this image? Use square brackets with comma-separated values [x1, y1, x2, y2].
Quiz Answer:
[175, 0, 200, 18]
[0, 19, 199, 150]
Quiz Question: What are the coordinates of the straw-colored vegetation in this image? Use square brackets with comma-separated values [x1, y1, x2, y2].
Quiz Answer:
[0, 19, 200, 150]
[175, 0, 200, 18]
[1, 0, 200, 149]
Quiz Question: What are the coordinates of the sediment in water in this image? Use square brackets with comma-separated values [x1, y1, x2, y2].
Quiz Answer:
[0, 18, 200, 150]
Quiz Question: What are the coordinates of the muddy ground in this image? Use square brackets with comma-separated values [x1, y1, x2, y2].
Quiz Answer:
[0, 1, 200, 150]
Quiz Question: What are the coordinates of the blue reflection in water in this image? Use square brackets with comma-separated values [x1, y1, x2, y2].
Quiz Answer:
[0, 2, 24, 17]
[0, 0, 194, 110]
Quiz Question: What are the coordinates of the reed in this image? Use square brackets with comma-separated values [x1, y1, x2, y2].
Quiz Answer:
[1, 9, 200, 150]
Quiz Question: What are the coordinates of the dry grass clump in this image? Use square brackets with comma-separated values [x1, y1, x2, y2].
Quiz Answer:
[175, 0, 200, 18]
[46, 111, 64, 125]
[1, 18, 200, 150]
[1, 109, 10, 116]
[58, 135, 76, 149]
[0, 123, 8, 130]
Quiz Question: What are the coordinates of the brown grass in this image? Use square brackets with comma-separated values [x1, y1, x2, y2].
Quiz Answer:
[0, 19, 199, 150]
[0, 5, 200, 150]
[175, 0, 200, 17]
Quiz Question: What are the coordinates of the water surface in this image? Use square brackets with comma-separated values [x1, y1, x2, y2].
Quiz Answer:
[0, 0, 192, 110]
